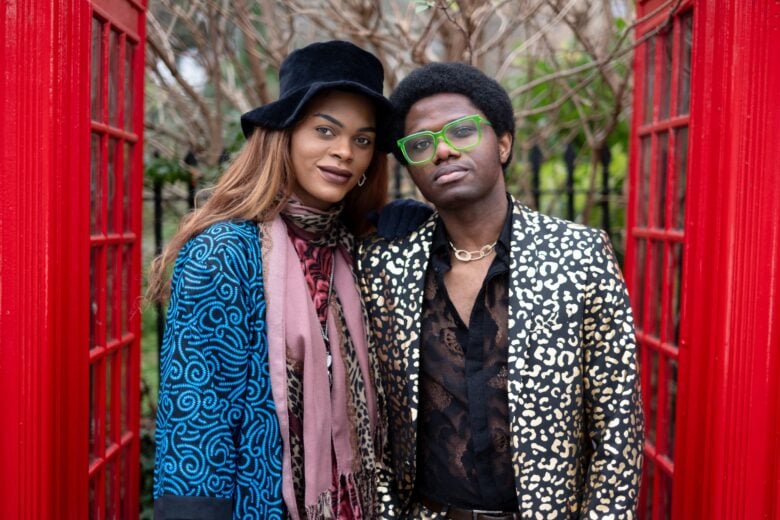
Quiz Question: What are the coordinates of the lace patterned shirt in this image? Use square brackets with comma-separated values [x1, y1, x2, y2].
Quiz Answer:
[414, 202, 518, 512]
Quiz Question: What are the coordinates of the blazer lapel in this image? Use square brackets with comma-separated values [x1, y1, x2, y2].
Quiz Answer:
[398, 216, 436, 426]
[506, 199, 556, 513]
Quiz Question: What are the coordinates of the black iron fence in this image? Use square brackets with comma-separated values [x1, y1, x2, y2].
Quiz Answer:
[528, 142, 622, 238]
[147, 141, 624, 355]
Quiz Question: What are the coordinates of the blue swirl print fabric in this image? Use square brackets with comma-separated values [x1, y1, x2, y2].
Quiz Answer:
[154, 220, 285, 519]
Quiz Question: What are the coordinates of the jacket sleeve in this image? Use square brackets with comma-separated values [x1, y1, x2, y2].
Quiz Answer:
[581, 231, 644, 518]
[375, 440, 404, 518]
[357, 241, 404, 519]
[153, 229, 282, 519]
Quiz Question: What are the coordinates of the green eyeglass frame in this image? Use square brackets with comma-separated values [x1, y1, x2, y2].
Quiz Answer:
[396, 114, 492, 165]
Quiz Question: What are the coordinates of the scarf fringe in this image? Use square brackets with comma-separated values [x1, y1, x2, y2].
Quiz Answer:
[303, 469, 376, 520]
[306, 490, 334, 520]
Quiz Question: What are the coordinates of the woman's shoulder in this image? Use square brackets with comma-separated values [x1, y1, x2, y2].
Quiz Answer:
[197, 219, 259, 241]
[178, 219, 261, 266]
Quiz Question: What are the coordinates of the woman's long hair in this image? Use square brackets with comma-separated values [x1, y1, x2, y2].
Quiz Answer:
[147, 124, 388, 303]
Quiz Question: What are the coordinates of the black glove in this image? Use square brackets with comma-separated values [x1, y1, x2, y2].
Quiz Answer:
[375, 198, 434, 239]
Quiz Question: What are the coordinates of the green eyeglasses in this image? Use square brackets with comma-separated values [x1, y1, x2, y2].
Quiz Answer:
[397, 114, 492, 165]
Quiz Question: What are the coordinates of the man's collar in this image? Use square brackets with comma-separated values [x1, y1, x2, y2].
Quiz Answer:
[496, 193, 512, 252]
[431, 193, 513, 255]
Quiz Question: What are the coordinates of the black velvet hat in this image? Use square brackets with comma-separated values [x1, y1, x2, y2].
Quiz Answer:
[240, 40, 391, 146]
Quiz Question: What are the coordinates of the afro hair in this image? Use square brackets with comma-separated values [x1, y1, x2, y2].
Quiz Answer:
[389, 62, 515, 170]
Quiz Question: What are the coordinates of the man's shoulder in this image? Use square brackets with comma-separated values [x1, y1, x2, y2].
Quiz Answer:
[514, 201, 603, 244]
[361, 214, 437, 261]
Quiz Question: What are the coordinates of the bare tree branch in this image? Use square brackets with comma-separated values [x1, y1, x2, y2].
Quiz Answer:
[143, 0, 662, 227]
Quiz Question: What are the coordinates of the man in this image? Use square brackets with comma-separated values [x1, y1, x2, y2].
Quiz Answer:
[359, 62, 643, 519]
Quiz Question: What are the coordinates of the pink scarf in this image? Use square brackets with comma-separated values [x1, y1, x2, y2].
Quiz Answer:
[262, 202, 378, 519]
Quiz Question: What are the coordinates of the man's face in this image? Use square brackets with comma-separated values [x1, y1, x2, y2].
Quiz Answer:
[401, 93, 511, 210]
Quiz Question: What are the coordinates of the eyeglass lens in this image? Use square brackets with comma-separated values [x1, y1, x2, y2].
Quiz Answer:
[404, 118, 481, 163]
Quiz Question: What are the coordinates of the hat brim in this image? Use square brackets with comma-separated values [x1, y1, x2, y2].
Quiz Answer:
[240, 80, 392, 151]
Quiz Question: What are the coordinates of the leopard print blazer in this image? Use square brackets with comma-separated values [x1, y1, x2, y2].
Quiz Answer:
[358, 198, 643, 519]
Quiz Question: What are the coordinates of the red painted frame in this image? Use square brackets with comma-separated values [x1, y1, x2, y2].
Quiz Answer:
[0, 1, 93, 517]
[88, 0, 145, 517]
[670, 1, 780, 518]
[626, 1, 693, 518]
[628, 1, 780, 518]
[0, 2, 92, 517]
[0, 0, 145, 516]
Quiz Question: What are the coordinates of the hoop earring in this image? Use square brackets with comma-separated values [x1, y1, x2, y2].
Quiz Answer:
[357, 173, 367, 187]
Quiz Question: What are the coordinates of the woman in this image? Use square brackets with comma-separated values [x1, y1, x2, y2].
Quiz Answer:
[148, 40, 390, 520]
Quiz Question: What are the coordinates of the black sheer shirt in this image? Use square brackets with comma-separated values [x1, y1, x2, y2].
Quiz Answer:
[414, 199, 518, 511]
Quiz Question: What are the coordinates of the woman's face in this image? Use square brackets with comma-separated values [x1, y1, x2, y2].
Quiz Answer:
[290, 90, 377, 209]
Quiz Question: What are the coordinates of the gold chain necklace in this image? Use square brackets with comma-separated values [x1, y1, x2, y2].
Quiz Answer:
[448, 240, 497, 262]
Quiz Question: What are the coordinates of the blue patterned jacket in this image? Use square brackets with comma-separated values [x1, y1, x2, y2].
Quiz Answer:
[154, 221, 285, 519]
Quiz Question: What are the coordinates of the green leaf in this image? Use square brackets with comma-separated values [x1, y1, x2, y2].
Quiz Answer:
[414, 0, 434, 13]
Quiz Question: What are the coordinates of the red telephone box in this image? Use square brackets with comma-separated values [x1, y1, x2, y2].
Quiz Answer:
[626, 1, 780, 518]
[0, 1, 146, 517]
[88, 1, 146, 517]
[4, 0, 780, 518]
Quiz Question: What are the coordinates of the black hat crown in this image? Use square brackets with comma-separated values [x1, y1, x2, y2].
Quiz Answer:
[240, 40, 390, 141]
